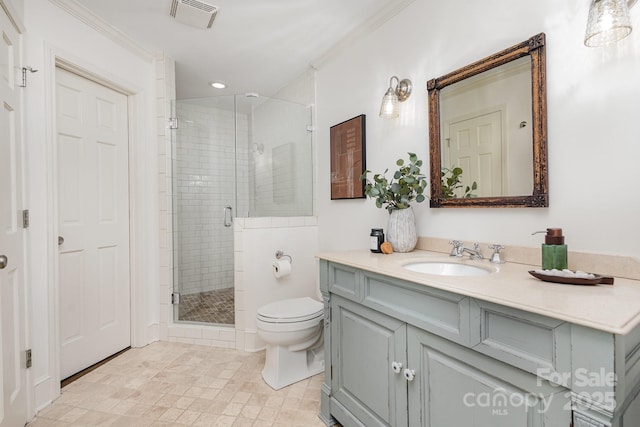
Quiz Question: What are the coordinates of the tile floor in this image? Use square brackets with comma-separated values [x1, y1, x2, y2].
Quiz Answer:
[178, 288, 235, 325]
[28, 341, 331, 427]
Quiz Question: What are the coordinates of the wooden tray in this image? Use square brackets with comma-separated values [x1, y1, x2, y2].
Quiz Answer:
[528, 270, 614, 286]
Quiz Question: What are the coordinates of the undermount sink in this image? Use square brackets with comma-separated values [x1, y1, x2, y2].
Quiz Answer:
[403, 261, 492, 277]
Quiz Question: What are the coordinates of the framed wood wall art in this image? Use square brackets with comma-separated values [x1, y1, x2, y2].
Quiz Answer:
[330, 114, 366, 199]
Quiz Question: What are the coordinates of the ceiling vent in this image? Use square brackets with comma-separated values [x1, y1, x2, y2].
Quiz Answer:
[170, 0, 218, 29]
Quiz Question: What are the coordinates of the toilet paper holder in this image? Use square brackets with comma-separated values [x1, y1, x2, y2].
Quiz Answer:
[275, 250, 293, 264]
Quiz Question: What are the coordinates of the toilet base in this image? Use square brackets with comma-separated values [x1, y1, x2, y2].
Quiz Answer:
[261, 345, 324, 390]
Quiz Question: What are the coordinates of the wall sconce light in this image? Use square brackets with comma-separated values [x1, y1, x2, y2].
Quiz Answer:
[379, 76, 412, 118]
[584, 0, 635, 47]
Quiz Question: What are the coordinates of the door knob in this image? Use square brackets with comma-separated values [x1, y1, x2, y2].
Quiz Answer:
[403, 368, 416, 382]
[58, 236, 64, 246]
[391, 361, 403, 374]
[0, 255, 7, 269]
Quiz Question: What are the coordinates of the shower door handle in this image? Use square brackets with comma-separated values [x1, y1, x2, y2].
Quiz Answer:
[223, 205, 233, 227]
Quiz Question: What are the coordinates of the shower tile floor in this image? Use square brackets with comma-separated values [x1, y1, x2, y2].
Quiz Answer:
[179, 288, 235, 325]
[28, 341, 333, 426]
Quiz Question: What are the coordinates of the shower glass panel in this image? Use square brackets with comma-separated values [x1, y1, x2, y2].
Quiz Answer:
[236, 95, 313, 217]
[171, 94, 312, 325]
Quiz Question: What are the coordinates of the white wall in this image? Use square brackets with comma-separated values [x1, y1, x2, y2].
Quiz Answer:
[156, 54, 174, 349]
[316, 0, 640, 260]
[23, 0, 159, 410]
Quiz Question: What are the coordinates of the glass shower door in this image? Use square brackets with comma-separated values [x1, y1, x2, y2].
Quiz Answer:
[171, 96, 236, 325]
[170, 93, 313, 326]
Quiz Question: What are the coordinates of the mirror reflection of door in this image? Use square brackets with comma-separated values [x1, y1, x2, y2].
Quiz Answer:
[438, 55, 532, 199]
[444, 109, 505, 197]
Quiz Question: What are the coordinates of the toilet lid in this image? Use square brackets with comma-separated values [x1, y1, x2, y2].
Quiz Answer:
[257, 297, 323, 323]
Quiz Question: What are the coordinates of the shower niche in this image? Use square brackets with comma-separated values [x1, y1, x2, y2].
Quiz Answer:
[170, 94, 313, 325]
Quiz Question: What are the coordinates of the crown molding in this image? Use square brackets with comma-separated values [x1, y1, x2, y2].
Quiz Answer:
[0, 0, 25, 33]
[310, 0, 416, 70]
[48, 0, 156, 63]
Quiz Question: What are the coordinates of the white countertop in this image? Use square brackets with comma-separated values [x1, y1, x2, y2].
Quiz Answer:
[317, 249, 640, 335]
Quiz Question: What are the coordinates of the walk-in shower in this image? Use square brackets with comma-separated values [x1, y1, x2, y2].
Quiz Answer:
[170, 94, 313, 325]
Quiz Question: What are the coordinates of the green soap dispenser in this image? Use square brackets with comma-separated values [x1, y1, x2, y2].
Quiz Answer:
[532, 228, 568, 270]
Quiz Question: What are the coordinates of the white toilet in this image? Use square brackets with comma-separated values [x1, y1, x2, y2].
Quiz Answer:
[256, 296, 324, 390]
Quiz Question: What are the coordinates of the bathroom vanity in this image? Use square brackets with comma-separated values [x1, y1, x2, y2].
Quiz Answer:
[316, 250, 640, 427]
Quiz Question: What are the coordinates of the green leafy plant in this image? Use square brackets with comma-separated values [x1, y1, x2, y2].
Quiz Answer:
[441, 166, 477, 198]
[360, 153, 428, 213]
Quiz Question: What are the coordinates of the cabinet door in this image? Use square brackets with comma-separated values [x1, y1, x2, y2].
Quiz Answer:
[331, 296, 408, 427]
[407, 326, 571, 427]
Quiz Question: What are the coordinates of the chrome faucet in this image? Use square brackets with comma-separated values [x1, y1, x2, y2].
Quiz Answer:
[449, 241, 505, 263]
[462, 243, 484, 260]
[449, 241, 484, 260]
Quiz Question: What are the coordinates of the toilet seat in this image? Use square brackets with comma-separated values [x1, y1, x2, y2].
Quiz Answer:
[257, 297, 323, 323]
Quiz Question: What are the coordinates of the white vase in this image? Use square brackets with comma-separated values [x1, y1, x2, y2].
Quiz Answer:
[387, 207, 417, 253]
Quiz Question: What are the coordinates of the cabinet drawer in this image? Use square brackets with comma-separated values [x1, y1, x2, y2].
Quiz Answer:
[361, 271, 470, 345]
[328, 263, 361, 301]
[470, 300, 571, 385]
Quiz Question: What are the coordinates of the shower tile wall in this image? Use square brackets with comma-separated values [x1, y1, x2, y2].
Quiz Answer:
[175, 102, 248, 296]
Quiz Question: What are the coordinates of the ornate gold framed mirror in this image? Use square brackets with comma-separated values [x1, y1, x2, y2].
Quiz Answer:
[427, 33, 547, 208]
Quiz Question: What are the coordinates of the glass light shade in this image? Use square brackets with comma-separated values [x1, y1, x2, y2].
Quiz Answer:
[379, 87, 399, 118]
[585, 0, 633, 47]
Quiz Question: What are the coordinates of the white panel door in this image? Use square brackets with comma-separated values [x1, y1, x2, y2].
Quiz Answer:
[56, 67, 130, 379]
[444, 110, 504, 197]
[0, 4, 27, 427]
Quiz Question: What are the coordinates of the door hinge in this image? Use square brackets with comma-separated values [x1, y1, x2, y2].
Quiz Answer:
[171, 292, 180, 304]
[168, 117, 178, 129]
[22, 210, 29, 228]
[19, 66, 38, 88]
[25, 349, 32, 368]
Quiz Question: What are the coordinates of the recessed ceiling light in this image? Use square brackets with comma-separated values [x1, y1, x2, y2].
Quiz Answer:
[209, 81, 227, 89]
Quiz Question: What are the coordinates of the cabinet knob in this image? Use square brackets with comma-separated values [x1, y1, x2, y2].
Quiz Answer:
[391, 361, 403, 374]
[403, 368, 416, 382]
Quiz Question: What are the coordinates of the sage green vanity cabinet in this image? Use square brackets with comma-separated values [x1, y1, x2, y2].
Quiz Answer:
[318, 258, 640, 427]
[328, 294, 568, 427]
